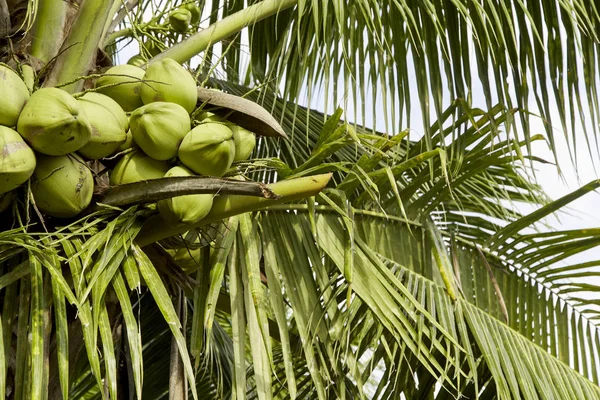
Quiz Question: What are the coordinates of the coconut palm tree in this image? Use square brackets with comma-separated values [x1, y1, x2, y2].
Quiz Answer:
[1, 0, 600, 399]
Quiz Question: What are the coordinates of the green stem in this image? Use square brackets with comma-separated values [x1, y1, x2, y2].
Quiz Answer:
[30, 0, 67, 63]
[43, 0, 116, 92]
[135, 173, 331, 246]
[104, 27, 133, 46]
[152, 0, 298, 65]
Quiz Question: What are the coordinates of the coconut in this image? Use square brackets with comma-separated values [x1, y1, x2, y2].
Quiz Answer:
[95, 65, 145, 111]
[127, 54, 147, 67]
[0, 126, 36, 194]
[0, 65, 30, 128]
[31, 154, 93, 218]
[81, 92, 128, 132]
[140, 58, 197, 113]
[182, 3, 201, 25]
[171, 247, 201, 274]
[118, 130, 135, 152]
[228, 124, 256, 161]
[0, 191, 12, 213]
[178, 122, 235, 177]
[130, 102, 191, 160]
[109, 150, 170, 185]
[197, 111, 222, 123]
[144, 39, 162, 57]
[17, 88, 92, 156]
[157, 166, 214, 224]
[77, 93, 128, 159]
[169, 8, 191, 33]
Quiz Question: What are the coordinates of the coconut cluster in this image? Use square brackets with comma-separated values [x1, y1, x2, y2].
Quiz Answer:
[0, 58, 256, 224]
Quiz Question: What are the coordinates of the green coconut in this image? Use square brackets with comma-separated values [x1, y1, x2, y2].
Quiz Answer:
[0, 65, 30, 128]
[17, 88, 92, 156]
[0, 126, 36, 194]
[31, 154, 93, 218]
[182, 2, 201, 25]
[77, 93, 128, 159]
[0, 191, 12, 213]
[157, 166, 214, 224]
[197, 111, 222, 123]
[140, 58, 197, 113]
[144, 39, 162, 57]
[80, 92, 128, 130]
[130, 102, 191, 160]
[171, 247, 201, 274]
[228, 124, 256, 161]
[178, 122, 235, 177]
[117, 130, 135, 152]
[169, 8, 191, 33]
[110, 150, 170, 185]
[127, 54, 147, 67]
[95, 65, 145, 111]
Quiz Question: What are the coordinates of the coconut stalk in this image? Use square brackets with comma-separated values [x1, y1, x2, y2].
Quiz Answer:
[135, 173, 332, 246]
[147, 0, 298, 65]
[97, 177, 280, 207]
[44, 0, 116, 92]
[29, 0, 67, 63]
[100, 0, 123, 45]
[106, 0, 139, 37]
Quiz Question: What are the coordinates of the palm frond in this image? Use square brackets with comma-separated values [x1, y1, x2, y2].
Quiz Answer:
[185, 0, 600, 160]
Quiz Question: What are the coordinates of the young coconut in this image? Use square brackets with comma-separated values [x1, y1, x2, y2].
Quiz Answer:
[196, 111, 222, 123]
[127, 54, 147, 67]
[143, 39, 162, 57]
[77, 93, 128, 159]
[17, 88, 92, 156]
[81, 92, 128, 131]
[140, 58, 197, 113]
[170, 247, 201, 274]
[31, 154, 93, 218]
[169, 8, 192, 33]
[0, 126, 36, 194]
[0, 65, 30, 127]
[182, 2, 201, 25]
[95, 65, 145, 111]
[228, 124, 256, 161]
[178, 122, 235, 177]
[157, 166, 214, 224]
[130, 102, 191, 160]
[117, 130, 135, 152]
[110, 150, 170, 185]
